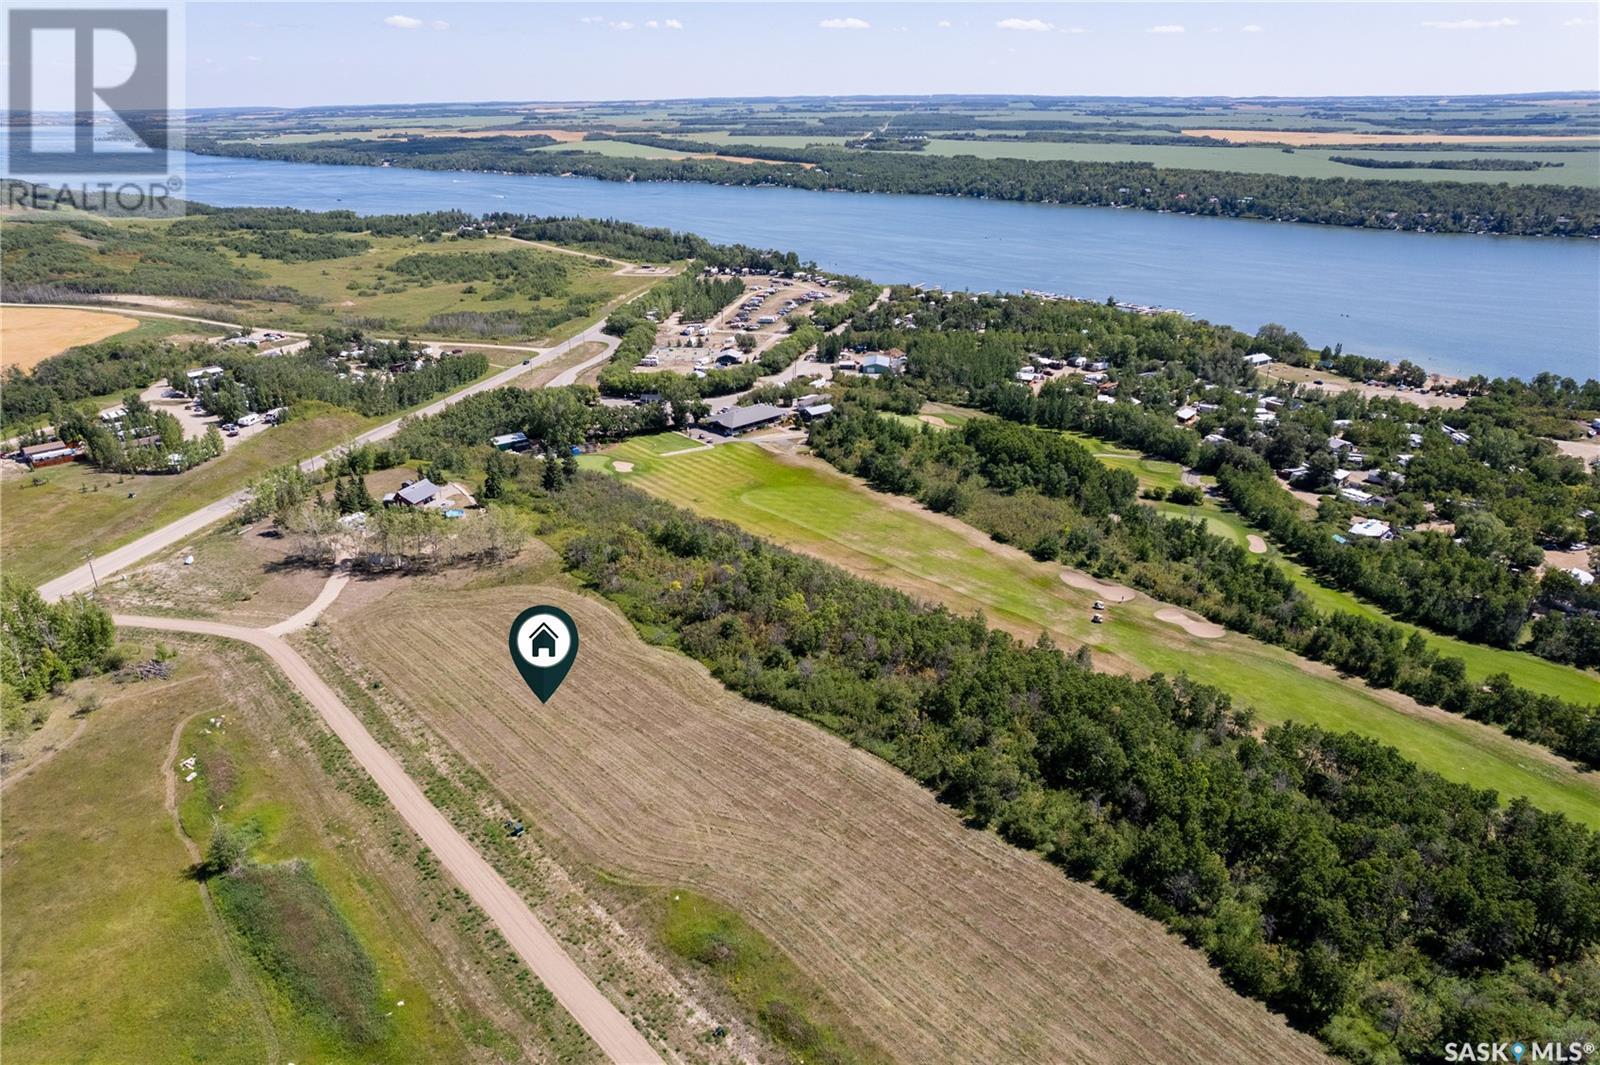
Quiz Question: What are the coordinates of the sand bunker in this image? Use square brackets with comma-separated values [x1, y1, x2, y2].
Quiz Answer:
[1246, 535, 1267, 555]
[611, 461, 635, 473]
[1060, 570, 1136, 603]
[1155, 608, 1225, 639]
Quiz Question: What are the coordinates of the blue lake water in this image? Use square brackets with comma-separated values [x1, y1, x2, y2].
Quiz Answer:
[10, 140, 1600, 380]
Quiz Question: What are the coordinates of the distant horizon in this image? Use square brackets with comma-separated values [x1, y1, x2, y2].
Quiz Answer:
[184, 3, 1600, 108]
[177, 88, 1600, 114]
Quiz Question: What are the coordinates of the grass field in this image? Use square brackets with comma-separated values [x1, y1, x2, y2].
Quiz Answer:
[0, 402, 366, 586]
[323, 573, 1332, 1063]
[600, 437, 1600, 826]
[0, 306, 140, 370]
[227, 232, 639, 337]
[534, 140, 693, 160]
[0, 643, 572, 1063]
[1183, 128, 1600, 146]
[920, 139, 1600, 187]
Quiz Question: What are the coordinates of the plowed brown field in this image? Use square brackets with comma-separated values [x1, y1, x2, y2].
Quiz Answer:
[326, 581, 1330, 1064]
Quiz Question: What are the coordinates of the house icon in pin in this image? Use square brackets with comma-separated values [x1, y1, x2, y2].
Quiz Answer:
[526, 622, 560, 665]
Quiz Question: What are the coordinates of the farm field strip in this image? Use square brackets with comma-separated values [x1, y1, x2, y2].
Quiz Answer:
[0, 306, 140, 370]
[920, 139, 1600, 187]
[604, 438, 1600, 827]
[328, 581, 1332, 1065]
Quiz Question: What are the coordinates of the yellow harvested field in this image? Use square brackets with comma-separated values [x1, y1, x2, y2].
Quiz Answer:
[420, 127, 589, 141]
[325, 579, 1331, 1064]
[1, 307, 138, 370]
[1184, 128, 1600, 146]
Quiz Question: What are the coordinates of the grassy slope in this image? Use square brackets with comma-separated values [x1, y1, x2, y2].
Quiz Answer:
[0, 651, 486, 1063]
[0, 672, 269, 1064]
[172, 673, 474, 1061]
[233, 233, 638, 335]
[600, 436, 1600, 827]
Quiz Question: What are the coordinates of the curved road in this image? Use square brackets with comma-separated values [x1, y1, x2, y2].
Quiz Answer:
[118, 610, 662, 1065]
[37, 321, 618, 603]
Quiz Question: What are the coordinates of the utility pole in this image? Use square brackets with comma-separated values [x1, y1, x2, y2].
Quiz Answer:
[84, 552, 99, 594]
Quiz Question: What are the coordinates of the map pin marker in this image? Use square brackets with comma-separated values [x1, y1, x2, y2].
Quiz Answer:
[509, 605, 579, 704]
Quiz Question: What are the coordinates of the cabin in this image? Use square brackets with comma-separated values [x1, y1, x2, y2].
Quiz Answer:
[391, 478, 441, 507]
[705, 403, 787, 436]
[1243, 352, 1273, 367]
[18, 440, 81, 468]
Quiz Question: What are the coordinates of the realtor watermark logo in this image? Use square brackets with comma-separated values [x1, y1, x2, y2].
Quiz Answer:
[1444, 1041, 1595, 1062]
[5, 3, 186, 215]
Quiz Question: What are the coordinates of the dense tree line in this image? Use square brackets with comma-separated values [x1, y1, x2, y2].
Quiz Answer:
[498, 215, 809, 271]
[0, 335, 198, 429]
[610, 272, 744, 324]
[809, 402, 1600, 768]
[533, 471, 1600, 1062]
[1327, 155, 1556, 172]
[195, 334, 488, 420]
[199, 135, 1600, 237]
[388, 384, 671, 472]
[215, 230, 372, 262]
[1, 578, 116, 712]
[388, 247, 573, 298]
[0, 216, 304, 304]
[56, 393, 225, 474]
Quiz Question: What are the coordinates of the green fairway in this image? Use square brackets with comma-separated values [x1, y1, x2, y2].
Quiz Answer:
[601, 437, 1600, 827]
[912, 406, 1599, 704]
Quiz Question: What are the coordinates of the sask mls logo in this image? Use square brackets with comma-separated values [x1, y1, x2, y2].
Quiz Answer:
[1445, 1041, 1595, 1062]
[7, 6, 172, 175]
[509, 606, 579, 704]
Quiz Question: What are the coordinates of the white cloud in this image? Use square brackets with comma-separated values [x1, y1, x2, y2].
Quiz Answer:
[1420, 17, 1519, 29]
[1240, 24, 1263, 33]
[579, 15, 604, 24]
[936, 19, 952, 29]
[384, 14, 448, 31]
[1060, 26, 1089, 34]
[819, 17, 870, 30]
[664, 18, 684, 30]
[645, 20, 658, 28]
[997, 17, 1053, 32]
[1147, 24, 1186, 34]
[1561, 16, 1593, 26]
[610, 20, 635, 30]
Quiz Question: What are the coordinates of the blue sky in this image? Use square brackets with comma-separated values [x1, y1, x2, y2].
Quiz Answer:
[188, 2, 1600, 108]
